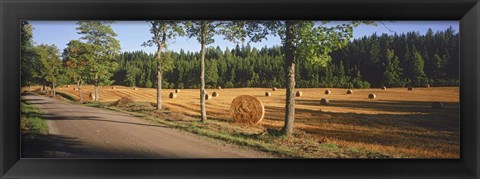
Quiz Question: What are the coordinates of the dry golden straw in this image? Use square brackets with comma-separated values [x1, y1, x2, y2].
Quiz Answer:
[230, 95, 265, 124]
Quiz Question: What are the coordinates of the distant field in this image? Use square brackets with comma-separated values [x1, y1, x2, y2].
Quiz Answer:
[37, 85, 459, 158]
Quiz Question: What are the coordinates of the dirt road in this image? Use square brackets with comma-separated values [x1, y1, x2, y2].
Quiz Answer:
[21, 93, 272, 158]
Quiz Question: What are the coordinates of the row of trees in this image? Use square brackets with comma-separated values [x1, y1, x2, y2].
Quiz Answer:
[21, 21, 459, 136]
[113, 28, 459, 90]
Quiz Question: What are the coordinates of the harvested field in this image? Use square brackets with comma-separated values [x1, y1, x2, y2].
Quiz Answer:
[55, 85, 460, 158]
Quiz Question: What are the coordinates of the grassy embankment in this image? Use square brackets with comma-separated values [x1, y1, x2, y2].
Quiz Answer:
[21, 101, 49, 157]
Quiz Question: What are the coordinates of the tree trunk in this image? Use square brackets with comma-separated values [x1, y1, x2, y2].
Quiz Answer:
[52, 82, 56, 97]
[156, 41, 165, 111]
[200, 22, 207, 122]
[282, 21, 296, 137]
[78, 80, 83, 102]
[94, 84, 99, 102]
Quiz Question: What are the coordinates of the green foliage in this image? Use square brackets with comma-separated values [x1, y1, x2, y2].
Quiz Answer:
[76, 21, 121, 86]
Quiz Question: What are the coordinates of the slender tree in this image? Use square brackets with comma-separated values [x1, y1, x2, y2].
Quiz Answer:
[76, 21, 120, 101]
[185, 21, 247, 121]
[143, 21, 184, 111]
[63, 40, 95, 101]
[34, 44, 63, 96]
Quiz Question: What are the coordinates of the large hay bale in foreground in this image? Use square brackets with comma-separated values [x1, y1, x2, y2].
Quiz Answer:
[381, 86, 387, 90]
[320, 98, 329, 105]
[169, 92, 177, 99]
[325, 90, 331, 95]
[212, 91, 219, 97]
[89, 93, 95, 100]
[272, 87, 277, 91]
[175, 89, 180, 93]
[296, 91, 303, 97]
[230, 95, 265, 124]
[114, 96, 135, 106]
[368, 93, 376, 99]
[346, 90, 353, 94]
[408, 86, 414, 91]
[265, 92, 271, 97]
[431, 102, 444, 109]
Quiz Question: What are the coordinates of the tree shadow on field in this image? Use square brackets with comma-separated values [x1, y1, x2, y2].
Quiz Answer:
[296, 99, 459, 114]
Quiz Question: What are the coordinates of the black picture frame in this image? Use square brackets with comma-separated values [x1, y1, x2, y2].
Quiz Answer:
[1, 0, 479, 178]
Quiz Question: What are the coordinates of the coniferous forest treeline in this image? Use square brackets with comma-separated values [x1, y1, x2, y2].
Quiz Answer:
[113, 27, 459, 89]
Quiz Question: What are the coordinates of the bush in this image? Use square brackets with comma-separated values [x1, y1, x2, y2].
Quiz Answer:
[112, 96, 135, 107]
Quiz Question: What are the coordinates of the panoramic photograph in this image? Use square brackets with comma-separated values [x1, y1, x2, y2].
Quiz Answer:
[20, 20, 459, 158]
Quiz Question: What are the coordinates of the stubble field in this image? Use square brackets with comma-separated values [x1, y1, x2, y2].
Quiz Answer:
[52, 85, 459, 158]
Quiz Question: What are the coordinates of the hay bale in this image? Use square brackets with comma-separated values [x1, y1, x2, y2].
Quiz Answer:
[73, 87, 78, 91]
[325, 90, 331, 95]
[212, 91, 219, 97]
[368, 93, 376, 99]
[431, 102, 444, 109]
[320, 98, 329, 105]
[408, 86, 414, 91]
[272, 87, 277, 91]
[169, 92, 177, 99]
[133, 87, 138, 90]
[114, 96, 135, 106]
[89, 93, 95, 100]
[381, 86, 387, 90]
[66, 85, 70, 88]
[205, 93, 210, 100]
[265, 92, 271, 97]
[175, 89, 180, 93]
[346, 89, 353, 94]
[295, 91, 303, 97]
[112, 86, 116, 90]
[230, 95, 265, 124]
[426, 84, 431, 88]
[217, 86, 222, 90]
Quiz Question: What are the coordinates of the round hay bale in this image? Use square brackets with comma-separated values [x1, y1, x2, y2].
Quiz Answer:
[431, 102, 444, 109]
[205, 93, 210, 100]
[133, 87, 138, 90]
[230, 95, 265, 124]
[408, 86, 414, 91]
[73, 87, 78, 91]
[381, 86, 387, 90]
[169, 92, 177, 99]
[295, 91, 303, 97]
[112, 86, 116, 90]
[368, 93, 376, 99]
[89, 93, 95, 100]
[175, 89, 180, 93]
[265, 92, 271, 97]
[212, 91, 219, 97]
[426, 84, 431, 88]
[272, 87, 277, 91]
[325, 90, 331, 95]
[66, 85, 70, 88]
[114, 96, 135, 106]
[320, 98, 329, 105]
[217, 86, 222, 90]
[346, 89, 353, 94]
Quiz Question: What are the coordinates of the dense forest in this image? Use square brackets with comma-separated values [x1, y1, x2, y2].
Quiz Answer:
[112, 27, 459, 89]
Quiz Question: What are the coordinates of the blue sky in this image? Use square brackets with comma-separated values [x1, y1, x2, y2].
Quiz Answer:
[29, 21, 459, 54]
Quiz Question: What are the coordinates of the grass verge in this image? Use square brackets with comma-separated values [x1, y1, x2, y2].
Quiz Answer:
[97, 101, 389, 158]
[21, 101, 50, 157]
